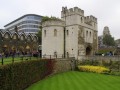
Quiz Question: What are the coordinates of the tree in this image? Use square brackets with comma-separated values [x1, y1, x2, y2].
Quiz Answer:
[103, 35, 115, 46]
[36, 30, 42, 44]
[41, 16, 61, 23]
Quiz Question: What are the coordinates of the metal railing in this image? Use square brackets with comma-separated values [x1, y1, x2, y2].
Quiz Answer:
[0, 55, 40, 65]
[42, 54, 75, 59]
[0, 54, 75, 65]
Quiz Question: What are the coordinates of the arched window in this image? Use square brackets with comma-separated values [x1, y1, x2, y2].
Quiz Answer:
[86, 31, 88, 37]
[44, 30, 46, 37]
[90, 32, 91, 37]
[4, 33, 10, 39]
[13, 34, 18, 40]
[54, 29, 57, 36]
[67, 52, 69, 58]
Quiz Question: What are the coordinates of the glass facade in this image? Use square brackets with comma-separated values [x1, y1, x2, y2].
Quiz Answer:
[4, 14, 42, 34]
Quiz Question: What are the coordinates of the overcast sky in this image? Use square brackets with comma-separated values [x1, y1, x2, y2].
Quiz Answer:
[0, 0, 120, 39]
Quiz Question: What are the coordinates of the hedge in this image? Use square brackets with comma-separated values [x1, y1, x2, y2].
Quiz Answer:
[0, 59, 55, 90]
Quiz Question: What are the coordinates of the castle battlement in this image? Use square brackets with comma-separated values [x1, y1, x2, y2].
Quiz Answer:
[61, 7, 84, 18]
[84, 15, 97, 23]
[42, 19, 65, 27]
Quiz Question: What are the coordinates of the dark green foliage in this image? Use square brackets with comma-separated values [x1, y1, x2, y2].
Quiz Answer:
[103, 35, 115, 46]
[98, 48, 115, 54]
[110, 71, 120, 76]
[36, 30, 42, 44]
[0, 59, 55, 90]
[77, 59, 120, 76]
[79, 60, 99, 66]
[41, 16, 61, 23]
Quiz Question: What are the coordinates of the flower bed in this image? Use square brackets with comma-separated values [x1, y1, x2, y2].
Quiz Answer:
[78, 65, 110, 74]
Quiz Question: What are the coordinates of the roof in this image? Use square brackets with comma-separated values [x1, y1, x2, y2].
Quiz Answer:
[4, 14, 43, 27]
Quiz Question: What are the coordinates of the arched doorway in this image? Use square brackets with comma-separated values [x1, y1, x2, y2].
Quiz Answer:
[86, 46, 92, 55]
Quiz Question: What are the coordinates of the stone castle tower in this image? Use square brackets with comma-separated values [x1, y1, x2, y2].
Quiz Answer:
[42, 7, 98, 59]
[103, 26, 110, 37]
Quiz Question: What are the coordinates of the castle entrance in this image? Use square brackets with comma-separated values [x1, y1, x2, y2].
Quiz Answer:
[86, 46, 92, 55]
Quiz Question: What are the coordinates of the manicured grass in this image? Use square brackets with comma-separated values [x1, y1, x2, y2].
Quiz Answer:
[26, 71, 120, 90]
[0, 56, 39, 65]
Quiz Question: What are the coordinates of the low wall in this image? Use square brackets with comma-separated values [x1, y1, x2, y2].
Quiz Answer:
[53, 58, 75, 74]
[81, 56, 120, 61]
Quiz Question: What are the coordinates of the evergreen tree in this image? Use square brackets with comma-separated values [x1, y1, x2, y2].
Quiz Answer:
[103, 35, 115, 46]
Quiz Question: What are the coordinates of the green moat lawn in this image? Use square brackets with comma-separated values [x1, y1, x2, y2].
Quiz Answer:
[0, 56, 38, 65]
[26, 71, 120, 90]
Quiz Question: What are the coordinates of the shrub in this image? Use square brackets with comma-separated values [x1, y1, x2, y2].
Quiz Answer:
[80, 60, 99, 66]
[78, 65, 110, 74]
[0, 59, 55, 90]
[109, 71, 120, 76]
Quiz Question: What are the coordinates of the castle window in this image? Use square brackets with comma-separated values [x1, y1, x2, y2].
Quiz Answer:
[44, 30, 46, 37]
[67, 52, 69, 58]
[90, 32, 91, 37]
[54, 29, 57, 36]
[86, 31, 88, 37]
[67, 30, 69, 36]
[81, 17, 83, 23]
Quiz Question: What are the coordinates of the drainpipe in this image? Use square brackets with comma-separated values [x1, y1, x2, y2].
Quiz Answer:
[63, 7, 66, 58]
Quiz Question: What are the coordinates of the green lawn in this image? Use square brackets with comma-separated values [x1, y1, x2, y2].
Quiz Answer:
[26, 71, 120, 90]
[0, 56, 39, 65]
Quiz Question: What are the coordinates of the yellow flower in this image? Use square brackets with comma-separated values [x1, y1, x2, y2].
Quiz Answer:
[78, 65, 109, 74]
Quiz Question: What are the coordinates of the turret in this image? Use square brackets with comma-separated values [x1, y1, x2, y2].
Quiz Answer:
[61, 7, 84, 18]
[84, 15, 97, 25]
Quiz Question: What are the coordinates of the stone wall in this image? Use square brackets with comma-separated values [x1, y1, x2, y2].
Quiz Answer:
[82, 56, 120, 61]
[53, 58, 75, 74]
[42, 20, 64, 56]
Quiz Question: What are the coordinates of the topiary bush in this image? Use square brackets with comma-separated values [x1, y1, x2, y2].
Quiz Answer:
[0, 59, 55, 90]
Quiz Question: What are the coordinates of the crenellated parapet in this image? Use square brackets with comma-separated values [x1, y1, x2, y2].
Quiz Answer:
[42, 19, 65, 27]
[84, 15, 97, 24]
[61, 7, 84, 18]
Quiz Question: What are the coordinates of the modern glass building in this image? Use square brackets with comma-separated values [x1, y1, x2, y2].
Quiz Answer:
[4, 14, 42, 34]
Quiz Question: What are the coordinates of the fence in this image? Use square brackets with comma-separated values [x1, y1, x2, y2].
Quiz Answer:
[42, 54, 75, 59]
[0, 54, 75, 65]
[0, 55, 40, 65]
